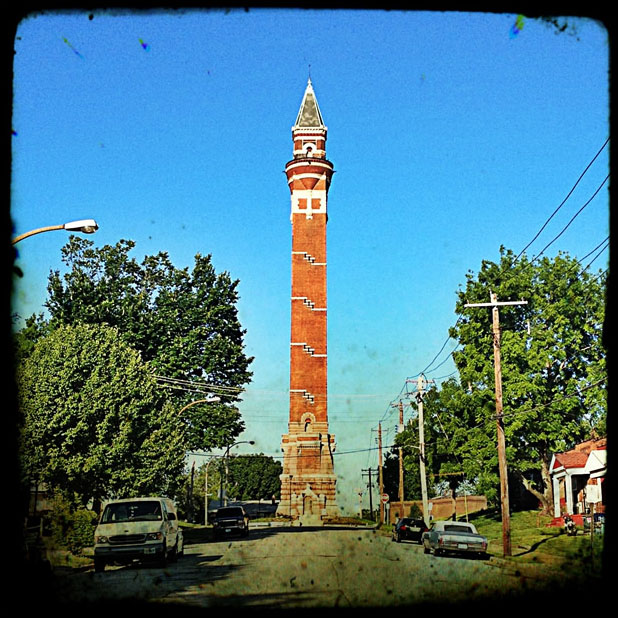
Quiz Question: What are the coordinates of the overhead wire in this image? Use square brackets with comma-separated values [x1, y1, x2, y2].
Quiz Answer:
[409, 140, 609, 389]
[515, 136, 609, 261]
[381, 137, 609, 430]
[527, 174, 609, 266]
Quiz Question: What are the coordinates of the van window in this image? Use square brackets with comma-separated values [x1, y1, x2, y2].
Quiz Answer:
[101, 501, 162, 523]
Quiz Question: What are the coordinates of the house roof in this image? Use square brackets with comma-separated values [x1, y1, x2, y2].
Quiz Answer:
[553, 451, 589, 470]
[551, 438, 608, 474]
[585, 449, 607, 475]
[572, 437, 607, 453]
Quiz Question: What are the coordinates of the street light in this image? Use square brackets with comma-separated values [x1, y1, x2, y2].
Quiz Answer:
[178, 397, 221, 522]
[12, 219, 99, 244]
[220, 440, 255, 507]
[204, 457, 217, 526]
[176, 396, 221, 417]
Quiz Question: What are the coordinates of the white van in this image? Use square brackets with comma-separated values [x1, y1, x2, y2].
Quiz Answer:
[93, 497, 184, 572]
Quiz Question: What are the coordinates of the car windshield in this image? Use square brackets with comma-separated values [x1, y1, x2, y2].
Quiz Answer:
[217, 507, 243, 517]
[101, 501, 162, 523]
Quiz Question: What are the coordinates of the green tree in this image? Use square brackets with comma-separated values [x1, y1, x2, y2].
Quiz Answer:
[17, 323, 186, 508]
[227, 454, 282, 501]
[178, 459, 223, 523]
[21, 236, 253, 451]
[384, 424, 423, 501]
[420, 379, 501, 504]
[446, 248, 606, 512]
[388, 385, 479, 503]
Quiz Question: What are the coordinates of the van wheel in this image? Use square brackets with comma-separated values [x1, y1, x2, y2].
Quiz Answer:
[94, 558, 106, 573]
[158, 544, 168, 568]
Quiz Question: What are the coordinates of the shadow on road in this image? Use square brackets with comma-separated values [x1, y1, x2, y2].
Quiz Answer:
[182, 523, 378, 546]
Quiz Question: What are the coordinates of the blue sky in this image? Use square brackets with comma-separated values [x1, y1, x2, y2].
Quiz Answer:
[11, 9, 609, 512]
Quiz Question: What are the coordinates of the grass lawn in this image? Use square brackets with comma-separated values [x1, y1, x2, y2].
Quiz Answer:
[468, 509, 605, 580]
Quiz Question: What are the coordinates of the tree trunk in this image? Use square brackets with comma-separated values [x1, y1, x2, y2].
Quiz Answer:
[516, 458, 554, 514]
[539, 457, 554, 514]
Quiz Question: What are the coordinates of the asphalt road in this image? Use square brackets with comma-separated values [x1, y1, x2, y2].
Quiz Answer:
[47, 525, 571, 609]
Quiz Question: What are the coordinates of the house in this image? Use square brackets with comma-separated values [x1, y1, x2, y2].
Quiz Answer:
[549, 438, 606, 525]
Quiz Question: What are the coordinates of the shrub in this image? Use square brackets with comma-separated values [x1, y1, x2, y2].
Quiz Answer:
[47, 493, 98, 555]
[66, 509, 98, 554]
[407, 503, 423, 519]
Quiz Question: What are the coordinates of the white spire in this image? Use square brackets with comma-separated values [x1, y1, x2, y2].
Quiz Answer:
[294, 79, 325, 128]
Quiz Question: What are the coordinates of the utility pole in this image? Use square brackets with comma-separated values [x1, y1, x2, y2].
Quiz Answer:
[378, 423, 384, 524]
[415, 374, 433, 526]
[399, 401, 405, 513]
[362, 468, 377, 521]
[464, 291, 527, 557]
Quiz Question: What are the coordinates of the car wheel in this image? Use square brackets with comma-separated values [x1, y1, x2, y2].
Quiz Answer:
[158, 543, 168, 568]
[94, 558, 106, 573]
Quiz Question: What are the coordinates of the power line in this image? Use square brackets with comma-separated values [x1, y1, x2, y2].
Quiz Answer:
[412, 230, 608, 389]
[515, 136, 609, 261]
[415, 138, 609, 384]
[528, 174, 609, 266]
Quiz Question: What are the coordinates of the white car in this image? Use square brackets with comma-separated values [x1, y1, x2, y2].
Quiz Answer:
[93, 497, 183, 572]
[422, 520, 488, 558]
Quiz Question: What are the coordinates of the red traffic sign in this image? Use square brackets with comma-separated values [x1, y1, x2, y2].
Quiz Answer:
[381, 493, 389, 504]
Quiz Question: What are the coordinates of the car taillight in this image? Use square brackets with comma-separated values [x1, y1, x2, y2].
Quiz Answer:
[400, 526, 406, 530]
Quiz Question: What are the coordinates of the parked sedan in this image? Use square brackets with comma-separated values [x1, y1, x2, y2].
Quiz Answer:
[392, 517, 429, 543]
[422, 520, 488, 558]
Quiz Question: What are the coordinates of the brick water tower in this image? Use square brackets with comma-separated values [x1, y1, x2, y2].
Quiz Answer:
[277, 79, 338, 522]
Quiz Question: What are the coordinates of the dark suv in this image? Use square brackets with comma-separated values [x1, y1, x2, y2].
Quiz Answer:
[392, 517, 429, 543]
[213, 506, 249, 538]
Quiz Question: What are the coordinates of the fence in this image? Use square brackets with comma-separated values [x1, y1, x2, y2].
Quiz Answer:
[388, 495, 487, 524]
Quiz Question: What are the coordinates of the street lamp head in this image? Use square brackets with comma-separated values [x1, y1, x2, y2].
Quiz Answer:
[63, 219, 99, 234]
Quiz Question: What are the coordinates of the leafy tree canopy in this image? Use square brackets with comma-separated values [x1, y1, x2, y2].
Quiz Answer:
[17, 323, 186, 508]
[394, 248, 606, 512]
[16, 236, 254, 451]
[227, 454, 282, 501]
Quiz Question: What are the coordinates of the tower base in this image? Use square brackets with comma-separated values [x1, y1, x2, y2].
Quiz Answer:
[277, 432, 338, 522]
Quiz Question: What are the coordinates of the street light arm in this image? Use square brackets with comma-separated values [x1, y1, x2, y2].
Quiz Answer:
[12, 224, 64, 244]
[222, 439, 255, 507]
[176, 397, 221, 417]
